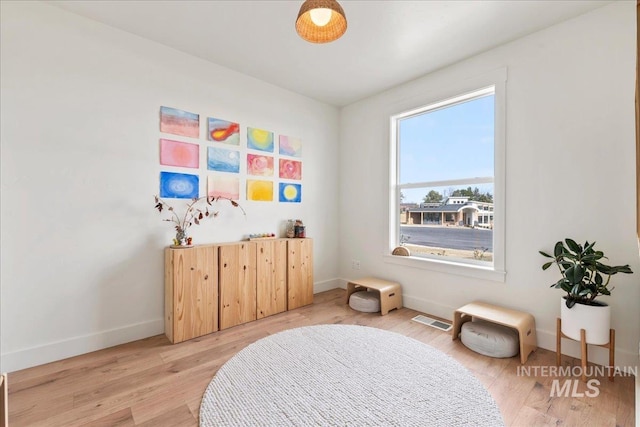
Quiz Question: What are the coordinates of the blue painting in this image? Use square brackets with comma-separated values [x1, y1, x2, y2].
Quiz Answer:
[207, 147, 240, 173]
[279, 183, 302, 203]
[160, 171, 199, 199]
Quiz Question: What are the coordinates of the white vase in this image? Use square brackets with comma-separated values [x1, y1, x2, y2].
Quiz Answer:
[560, 297, 611, 345]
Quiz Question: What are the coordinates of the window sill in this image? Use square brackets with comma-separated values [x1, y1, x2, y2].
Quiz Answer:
[383, 254, 506, 282]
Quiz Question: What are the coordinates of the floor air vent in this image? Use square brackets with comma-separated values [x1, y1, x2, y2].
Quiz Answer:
[411, 315, 452, 332]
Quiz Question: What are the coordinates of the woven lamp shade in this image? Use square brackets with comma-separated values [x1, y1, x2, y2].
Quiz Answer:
[296, 0, 347, 44]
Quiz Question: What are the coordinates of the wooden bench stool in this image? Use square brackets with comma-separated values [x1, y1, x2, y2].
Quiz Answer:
[346, 277, 402, 315]
[452, 301, 537, 364]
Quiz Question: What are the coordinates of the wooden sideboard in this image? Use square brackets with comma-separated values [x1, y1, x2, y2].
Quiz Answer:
[165, 238, 313, 343]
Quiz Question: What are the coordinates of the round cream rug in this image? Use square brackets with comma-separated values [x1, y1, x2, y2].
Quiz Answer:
[200, 324, 504, 426]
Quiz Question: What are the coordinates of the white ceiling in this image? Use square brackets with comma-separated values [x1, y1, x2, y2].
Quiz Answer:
[50, 0, 611, 107]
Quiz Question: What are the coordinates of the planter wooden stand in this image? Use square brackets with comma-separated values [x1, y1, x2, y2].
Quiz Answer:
[556, 318, 615, 382]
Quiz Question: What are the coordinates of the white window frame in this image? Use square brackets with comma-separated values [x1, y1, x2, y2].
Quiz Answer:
[386, 68, 507, 282]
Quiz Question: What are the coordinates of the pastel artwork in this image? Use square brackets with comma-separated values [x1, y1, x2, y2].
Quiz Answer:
[160, 106, 199, 138]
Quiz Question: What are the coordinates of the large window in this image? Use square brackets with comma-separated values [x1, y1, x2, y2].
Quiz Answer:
[389, 74, 506, 280]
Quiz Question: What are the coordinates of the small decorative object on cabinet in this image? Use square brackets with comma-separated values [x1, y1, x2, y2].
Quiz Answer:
[249, 233, 276, 240]
[153, 195, 245, 247]
[294, 219, 306, 238]
[286, 219, 295, 238]
[165, 246, 218, 343]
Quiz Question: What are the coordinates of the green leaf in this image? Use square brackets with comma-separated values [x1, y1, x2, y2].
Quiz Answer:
[565, 265, 585, 284]
[542, 261, 553, 271]
[566, 298, 577, 308]
[595, 273, 603, 285]
[559, 252, 577, 261]
[581, 254, 598, 263]
[539, 251, 553, 258]
[559, 261, 573, 269]
[609, 265, 633, 274]
[554, 241, 564, 257]
[565, 238, 581, 254]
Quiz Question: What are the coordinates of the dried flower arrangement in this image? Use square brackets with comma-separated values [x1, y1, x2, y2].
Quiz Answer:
[154, 195, 245, 246]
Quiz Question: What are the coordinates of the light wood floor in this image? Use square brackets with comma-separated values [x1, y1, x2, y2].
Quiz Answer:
[7, 289, 636, 426]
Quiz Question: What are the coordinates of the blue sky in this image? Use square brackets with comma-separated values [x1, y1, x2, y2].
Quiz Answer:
[399, 94, 494, 203]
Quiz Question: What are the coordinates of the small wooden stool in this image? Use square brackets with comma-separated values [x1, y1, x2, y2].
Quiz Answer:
[452, 301, 537, 364]
[346, 277, 402, 315]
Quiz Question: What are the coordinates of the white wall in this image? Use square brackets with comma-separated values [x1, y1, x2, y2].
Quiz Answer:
[0, 1, 340, 372]
[339, 1, 640, 367]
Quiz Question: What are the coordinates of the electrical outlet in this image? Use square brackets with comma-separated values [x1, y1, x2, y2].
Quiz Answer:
[353, 260, 360, 270]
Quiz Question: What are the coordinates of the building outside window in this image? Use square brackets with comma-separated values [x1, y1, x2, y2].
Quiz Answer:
[390, 76, 506, 276]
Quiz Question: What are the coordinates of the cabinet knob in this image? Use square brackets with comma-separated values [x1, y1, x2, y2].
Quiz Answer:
[204, 274, 208, 280]
[190, 267, 194, 271]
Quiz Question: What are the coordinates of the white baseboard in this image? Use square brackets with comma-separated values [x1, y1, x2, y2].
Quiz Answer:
[314, 278, 343, 293]
[1, 318, 164, 373]
[4, 283, 636, 375]
[2, 280, 341, 373]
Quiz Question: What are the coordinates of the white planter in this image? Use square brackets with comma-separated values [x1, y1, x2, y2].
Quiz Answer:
[560, 297, 611, 345]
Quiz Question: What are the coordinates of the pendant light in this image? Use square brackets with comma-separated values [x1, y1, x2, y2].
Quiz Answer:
[296, 0, 347, 44]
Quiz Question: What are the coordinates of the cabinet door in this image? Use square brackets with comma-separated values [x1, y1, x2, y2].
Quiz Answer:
[256, 240, 287, 319]
[287, 238, 314, 310]
[166, 246, 218, 343]
[219, 242, 257, 330]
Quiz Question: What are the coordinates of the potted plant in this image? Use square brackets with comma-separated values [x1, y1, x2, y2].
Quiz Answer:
[154, 195, 245, 247]
[540, 238, 633, 344]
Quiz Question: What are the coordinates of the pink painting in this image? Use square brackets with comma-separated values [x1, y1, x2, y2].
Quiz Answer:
[247, 154, 274, 176]
[208, 175, 240, 200]
[160, 106, 199, 138]
[159, 139, 199, 168]
[279, 135, 302, 157]
[279, 159, 302, 180]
